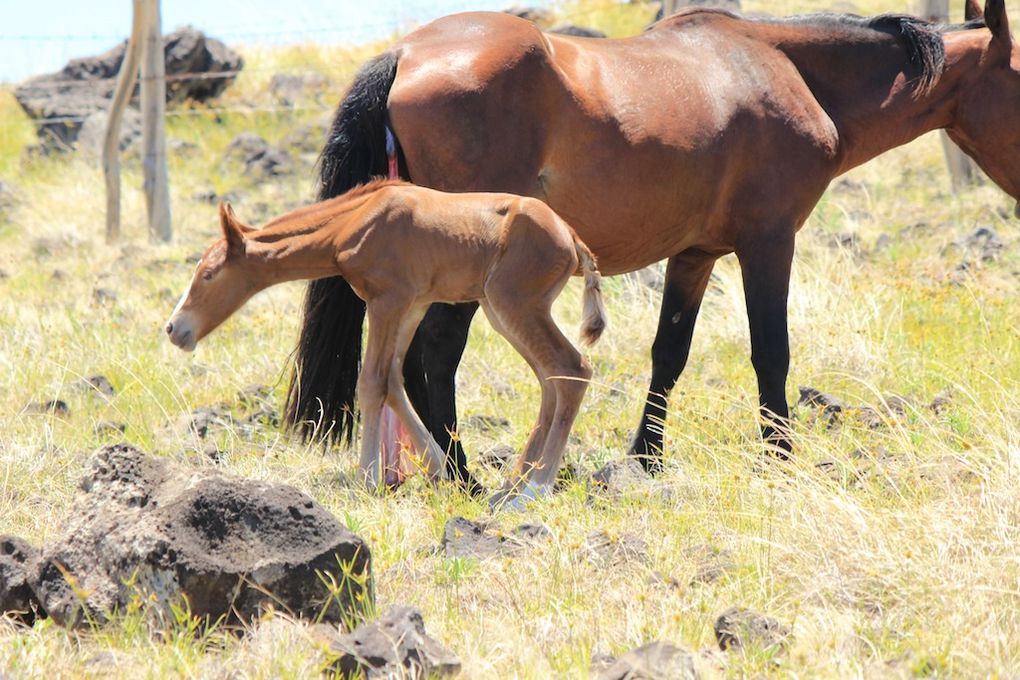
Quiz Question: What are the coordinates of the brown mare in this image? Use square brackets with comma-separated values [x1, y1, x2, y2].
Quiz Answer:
[165, 182, 607, 498]
[287, 0, 1020, 490]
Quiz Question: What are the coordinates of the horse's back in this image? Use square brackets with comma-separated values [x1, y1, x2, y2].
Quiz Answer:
[386, 11, 840, 271]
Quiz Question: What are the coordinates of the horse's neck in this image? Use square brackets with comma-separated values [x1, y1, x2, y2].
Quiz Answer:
[772, 25, 981, 173]
[245, 211, 349, 284]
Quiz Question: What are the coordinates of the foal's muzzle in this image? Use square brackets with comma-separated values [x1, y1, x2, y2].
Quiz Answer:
[165, 317, 197, 352]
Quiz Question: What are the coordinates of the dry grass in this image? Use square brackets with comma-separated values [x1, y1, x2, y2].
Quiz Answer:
[2, 1, 1020, 677]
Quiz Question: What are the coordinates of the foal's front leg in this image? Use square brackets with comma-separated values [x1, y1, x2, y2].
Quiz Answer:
[357, 301, 405, 490]
[384, 303, 447, 482]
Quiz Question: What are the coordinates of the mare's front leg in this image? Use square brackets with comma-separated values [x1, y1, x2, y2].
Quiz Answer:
[403, 302, 481, 493]
[736, 232, 796, 458]
[629, 249, 717, 473]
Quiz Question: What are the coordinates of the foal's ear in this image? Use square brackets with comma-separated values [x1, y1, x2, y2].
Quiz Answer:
[965, 0, 983, 20]
[219, 201, 249, 256]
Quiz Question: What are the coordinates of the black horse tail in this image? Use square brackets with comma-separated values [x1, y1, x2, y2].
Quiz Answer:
[284, 51, 401, 445]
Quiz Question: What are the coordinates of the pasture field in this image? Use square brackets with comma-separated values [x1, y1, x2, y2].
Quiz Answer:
[2, 0, 1020, 677]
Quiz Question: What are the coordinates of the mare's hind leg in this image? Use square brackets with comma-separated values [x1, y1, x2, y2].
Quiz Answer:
[736, 232, 796, 457]
[629, 249, 717, 473]
[403, 302, 482, 492]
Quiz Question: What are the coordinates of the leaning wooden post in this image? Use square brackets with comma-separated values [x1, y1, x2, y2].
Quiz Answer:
[102, 0, 145, 244]
[140, 0, 172, 242]
[923, 0, 981, 192]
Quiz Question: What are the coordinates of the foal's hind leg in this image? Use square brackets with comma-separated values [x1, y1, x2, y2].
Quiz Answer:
[485, 290, 591, 498]
[480, 301, 556, 501]
[516, 316, 592, 490]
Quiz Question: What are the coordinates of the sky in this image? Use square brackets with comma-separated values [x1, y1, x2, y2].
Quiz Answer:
[0, 0, 530, 83]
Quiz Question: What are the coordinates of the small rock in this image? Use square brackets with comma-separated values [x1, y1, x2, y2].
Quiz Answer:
[963, 226, 1003, 262]
[827, 231, 861, 252]
[75, 374, 115, 397]
[582, 529, 647, 566]
[478, 444, 515, 470]
[0, 535, 43, 626]
[463, 414, 510, 431]
[322, 605, 460, 678]
[797, 386, 844, 410]
[269, 72, 328, 106]
[94, 421, 127, 436]
[202, 444, 226, 464]
[883, 394, 913, 416]
[282, 123, 327, 155]
[440, 517, 549, 559]
[852, 406, 884, 429]
[714, 607, 790, 652]
[595, 641, 699, 680]
[686, 544, 735, 585]
[25, 400, 70, 417]
[797, 386, 844, 427]
[555, 460, 582, 491]
[930, 389, 952, 416]
[192, 189, 218, 204]
[224, 133, 292, 178]
[588, 458, 651, 498]
[177, 404, 233, 439]
[92, 287, 118, 305]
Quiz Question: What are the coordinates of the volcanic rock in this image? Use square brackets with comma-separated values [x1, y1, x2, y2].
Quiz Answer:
[32, 443, 372, 628]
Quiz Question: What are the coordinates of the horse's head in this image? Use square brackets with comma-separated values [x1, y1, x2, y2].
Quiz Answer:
[946, 0, 1020, 215]
[165, 202, 255, 351]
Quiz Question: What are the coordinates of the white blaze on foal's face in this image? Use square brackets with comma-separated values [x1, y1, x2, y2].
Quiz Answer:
[165, 203, 255, 351]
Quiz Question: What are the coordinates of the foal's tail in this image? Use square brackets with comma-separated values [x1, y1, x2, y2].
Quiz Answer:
[574, 237, 608, 347]
[284, 51, 401, 445]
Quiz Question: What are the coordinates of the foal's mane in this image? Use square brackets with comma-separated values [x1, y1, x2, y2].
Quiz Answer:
[661, 7, 987, 95]
[260, 177, 410, 231]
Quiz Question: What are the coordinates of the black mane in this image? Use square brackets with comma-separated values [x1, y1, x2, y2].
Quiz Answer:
[765, 12, 987, 94]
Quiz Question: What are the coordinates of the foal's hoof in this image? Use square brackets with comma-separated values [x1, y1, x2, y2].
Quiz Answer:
[489, 480, 551, 512]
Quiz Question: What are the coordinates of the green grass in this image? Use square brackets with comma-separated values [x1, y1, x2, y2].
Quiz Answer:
[2, 1, 1020, 677]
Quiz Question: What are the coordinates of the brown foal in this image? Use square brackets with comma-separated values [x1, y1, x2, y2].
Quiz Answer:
[166, 180, 607, 500]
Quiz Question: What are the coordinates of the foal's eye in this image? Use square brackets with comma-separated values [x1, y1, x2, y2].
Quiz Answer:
[202, 270, 214, 281]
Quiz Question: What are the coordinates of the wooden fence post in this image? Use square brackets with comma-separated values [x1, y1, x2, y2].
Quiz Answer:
[102, 0, 145, 244]
[923, 0, 982, 192]
[140, 0, 172, 242]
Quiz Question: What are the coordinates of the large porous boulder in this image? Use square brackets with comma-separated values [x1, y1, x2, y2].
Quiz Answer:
[0, 536, 43, 626]
[32, 443, 371, 628]
[14, 26, 242, 152]
[319, 605, 461, 678]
